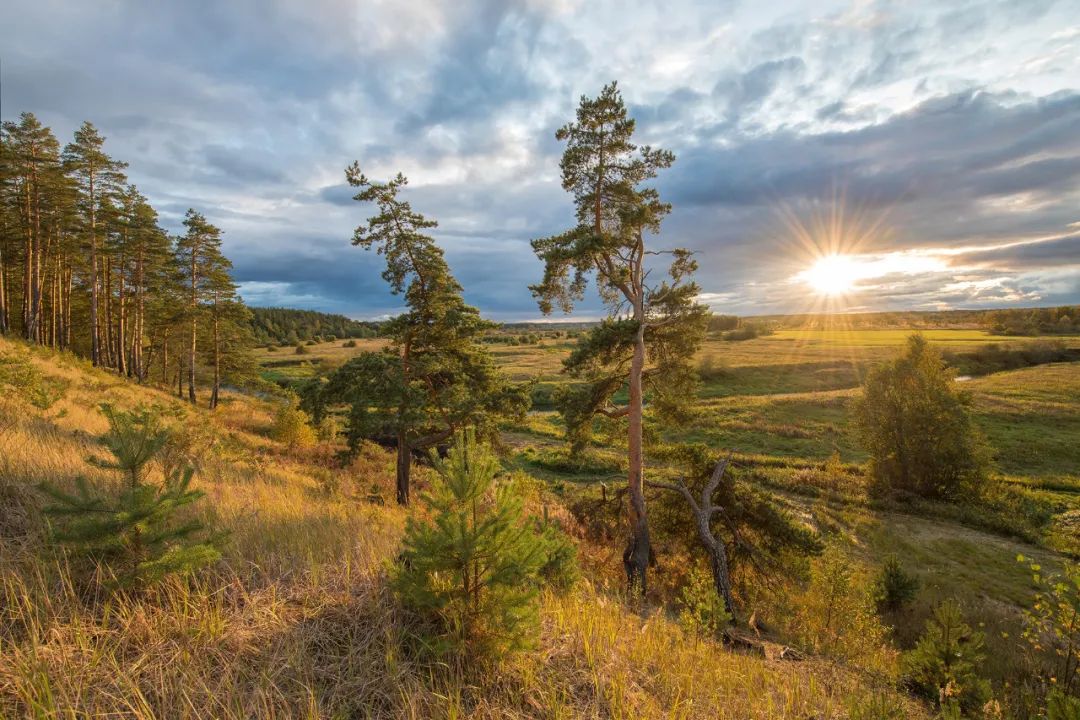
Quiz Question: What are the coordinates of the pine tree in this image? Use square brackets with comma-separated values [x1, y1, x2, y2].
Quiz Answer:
[904, 600, 991, 714]
[62, 122, 127, 367]
[174, 209, 227, 404]
[393, 430, 550, 663]
[38, 404, 222, 588]
[326, 168, 528, 505]
[531, 82, 708, 592]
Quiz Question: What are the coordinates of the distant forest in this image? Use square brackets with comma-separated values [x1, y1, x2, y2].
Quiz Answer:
[249, 307, 382, 345]
[757, 306, 1080, 334]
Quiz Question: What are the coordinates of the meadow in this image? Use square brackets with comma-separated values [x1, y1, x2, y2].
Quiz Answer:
[3, 325, 1079, 718]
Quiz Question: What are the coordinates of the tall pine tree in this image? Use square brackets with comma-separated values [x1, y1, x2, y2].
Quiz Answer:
[62, 122, 127, 366]
[325, 168, 527, 505]
[531, 82, 708, 592]
[174, 209, 227, 405]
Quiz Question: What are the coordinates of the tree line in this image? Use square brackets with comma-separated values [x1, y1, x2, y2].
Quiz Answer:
[0, 113, 254, 407]
[249, 306, 381, 346]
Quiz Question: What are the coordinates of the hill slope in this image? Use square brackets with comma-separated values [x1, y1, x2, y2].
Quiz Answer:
[0, 336, 930, 719]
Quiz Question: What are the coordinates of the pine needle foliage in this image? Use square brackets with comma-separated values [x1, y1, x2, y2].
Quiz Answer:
[38, 405, 222, 589]
[91, 403, 169, 485]
[393, 430, 550, 664]
[903, 599, 991, 714]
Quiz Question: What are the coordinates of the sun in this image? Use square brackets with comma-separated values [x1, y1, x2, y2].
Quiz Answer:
[801, 255, 859, 295]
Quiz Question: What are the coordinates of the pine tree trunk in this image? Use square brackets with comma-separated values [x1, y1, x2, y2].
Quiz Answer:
[188, 245, 198, 404]
[89, 164, 100, 366]
[104, 256, 114, 368]
[116, 253, 127, 376]
[0, 246, 8, 335]
[188, 317, 197, 404]
[132, 247, 144, 379]
[210, 315, 220, 409]
[396, 431, 411, 506]
[22, 174, 34, 340]
[62, 265, 72, 350]
[162, 327, 170, 385]
[623, 306, 650, 594]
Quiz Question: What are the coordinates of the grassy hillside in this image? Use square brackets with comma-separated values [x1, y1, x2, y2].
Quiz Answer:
[0, 336, 932, 719]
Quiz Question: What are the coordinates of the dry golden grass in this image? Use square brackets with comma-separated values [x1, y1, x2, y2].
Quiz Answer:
[0, 336, 924, 718]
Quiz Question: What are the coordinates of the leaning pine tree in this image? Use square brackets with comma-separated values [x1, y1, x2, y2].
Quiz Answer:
[532, 82, 708, 592]
[327, 168, 528, 505]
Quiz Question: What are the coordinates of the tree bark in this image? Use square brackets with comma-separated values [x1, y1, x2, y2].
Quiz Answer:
[648, 459, 738, 618]
[623, 307, 651, 594]
[209, 314, 220, 409]
[188, 242, 198, 404]
[88, 160, 100, 366]
[396, 430, 411, 506]
[0, 246, 8, 335]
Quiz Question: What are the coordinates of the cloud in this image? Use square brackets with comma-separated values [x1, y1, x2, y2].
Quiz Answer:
[2, 0, 1078, 318]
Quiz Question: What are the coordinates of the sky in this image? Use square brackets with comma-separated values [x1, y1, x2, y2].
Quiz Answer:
[2, 0, 1078, 320]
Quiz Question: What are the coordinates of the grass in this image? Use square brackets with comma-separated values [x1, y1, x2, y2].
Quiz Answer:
[1, 335, 926, 718]
[4, 320, 1079, 718]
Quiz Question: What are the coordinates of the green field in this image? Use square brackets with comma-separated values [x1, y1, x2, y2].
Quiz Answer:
[245, 326, 1080, 704]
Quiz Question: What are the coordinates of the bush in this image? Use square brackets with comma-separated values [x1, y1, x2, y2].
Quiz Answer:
[0, 348, 66, 410]
[272, 405, 317, 448]
[266, 344, 278, 352]
[856, 334, 989, 500]
[1020, 556, 1080, 700]
[678, 566, 732, 636]
[873, 555, 920, 613]
[536, 514, 579, 591]
[794, 545, 892, 670]
[343, 339, 358, 348]
[846, 693, 907, 720]
[316, 414, 340, 443]
[393, 430, 552, 664]
[38, 405, 222, 588]
[903, 600, 991, 714]
[295, 343, 309, 355]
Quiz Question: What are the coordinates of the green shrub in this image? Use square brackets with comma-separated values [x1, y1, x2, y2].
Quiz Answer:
[536, 515, 579, 591]
[393, 430, 551, 664]
[38, 405, 222, 589]
[316, 414, 340, 443]
[678, 566, 732, 637]
[0, 348, 66, 410]
[846, 692, 907, 720]
[856, 334, 989, 500]
[903, 600, 991, 714]
[1020, 556, 1080, 699]
[1048, 691, 1080, 720]
[795, 545, 892, 669]
[873, 555, 920, 613]
[295, 343, 309, 355]
[343, 339, 358, 348]
[272, 405, 317, 448]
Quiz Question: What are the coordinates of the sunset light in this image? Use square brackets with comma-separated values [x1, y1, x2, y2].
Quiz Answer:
[800, 255, 859, 295]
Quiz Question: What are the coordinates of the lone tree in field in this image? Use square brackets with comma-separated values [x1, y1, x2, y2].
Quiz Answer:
[856, 333, 988, 500]
[331, 168, 527, 505]
[532, 82, 708, 593]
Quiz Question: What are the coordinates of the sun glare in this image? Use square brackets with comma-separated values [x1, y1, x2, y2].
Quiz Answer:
[801, 255, 859, 296]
